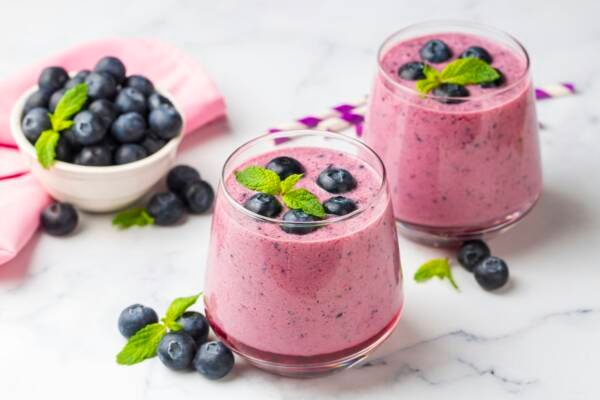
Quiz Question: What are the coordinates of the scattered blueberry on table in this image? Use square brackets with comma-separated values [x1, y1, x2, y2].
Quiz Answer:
[118, 304, 159, 338]
[457, 240, 510, 291]
[40, 202, 79, 236]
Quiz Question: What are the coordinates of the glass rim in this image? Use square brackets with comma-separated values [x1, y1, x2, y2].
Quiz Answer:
[376, 20, 531, 103]
[220, 129, 388, 227]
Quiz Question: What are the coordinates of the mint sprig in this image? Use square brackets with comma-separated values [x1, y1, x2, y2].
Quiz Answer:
[282, 188, 326, 218]
[112, 208, 154, 229]
[415, 58, 500, 95]
[235, 167, 281, 195]
[414, 258, 459, 291]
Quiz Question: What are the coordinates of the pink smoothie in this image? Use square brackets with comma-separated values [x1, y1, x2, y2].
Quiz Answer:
[364, 32, 542, 232]
[204, 147, 403, 362]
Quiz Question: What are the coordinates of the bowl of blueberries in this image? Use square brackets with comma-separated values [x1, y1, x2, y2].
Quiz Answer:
[10, 56, 184, 212]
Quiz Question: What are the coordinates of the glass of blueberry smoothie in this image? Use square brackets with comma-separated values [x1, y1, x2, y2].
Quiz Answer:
[204, 130, 403, 377]
[364, 21, 542, 245]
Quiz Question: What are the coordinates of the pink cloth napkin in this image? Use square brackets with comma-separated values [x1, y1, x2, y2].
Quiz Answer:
[0, 38, 226, 266]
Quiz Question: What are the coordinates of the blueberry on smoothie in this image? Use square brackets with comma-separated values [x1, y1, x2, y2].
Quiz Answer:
[85, 72, 117, 100]
[64, 69, 91, 90]
[473, 256, 509, 290]
[244, 193, 282, 218]
[115, 87, 147, 115]
[141, 133, 166, 155]
[115, 144, 148, 165]
[166, 165, 201, 195]
[94, 56, 126, 83]
[182, 180, 215, 214]
[459, 46, 493, 64]
[55, 136, 73, 162]
[125, 75, 154, 97]
[266, 156, 305, 179]
[323, 196, 357, 216]
[117, 304, 159, 338]
[72, 110, 107, 145]
[147, 92, 173, 110]
[38, 66, 69, 92]
[111, 112, 147, 143]
[88, 99, 117, 127]
[148, 105, 182, 140]
[21, 107, 51, 143]
[317, 167, 357, 194]
[158, 332, 197, 370]
[74, 145, 112, 166]
[457, 240, 491, 272]
[397, 61, 426, 81]
[147, 192, 185, 226]
[176, 311, 210, 345]
[419, 39, 452, 63]
[40, 202, 78, 236]
[431, 83, 470, 104]
[481, 69, 505, 88]
[281, 210, 319, 235]
[193, 341, 235, 380]
[48, 88, 66, 112]
[24, 89, 52, 113]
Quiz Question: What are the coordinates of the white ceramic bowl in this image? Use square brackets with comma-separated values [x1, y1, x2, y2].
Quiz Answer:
[11, 84, 183, 212]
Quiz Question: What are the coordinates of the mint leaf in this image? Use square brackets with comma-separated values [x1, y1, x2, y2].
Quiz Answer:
[50, 83, 88, 131]
[34, 129, 60, 169]
[163, 293, 202, 328]
[414, 258, 459, 290]
[112, 208, 154, 229]
[416, 79, 440, 94]
[280, 173, 303, 194]
[423, 64, 440, 81]
[116, 323, 167, 365]
[439, 58, 500, 86]
[235, 166, 281, 195]
[283, 188, 326, 218]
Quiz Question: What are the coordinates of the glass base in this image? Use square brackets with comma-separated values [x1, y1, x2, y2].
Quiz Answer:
[206, 309, 402, 378]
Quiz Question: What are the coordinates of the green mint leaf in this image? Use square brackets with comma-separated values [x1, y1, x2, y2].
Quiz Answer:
[280, 173, 303, 194]
[116, 323, 167, 365]
[439, 58, 500, 86]
[112, 208, 154, 229]
[423, 64, 440, 80]
[282, 188, 326, 218]
[34, 129, 60, 169]
[163, 293, 202, 326]
[53, 119, 74, 132]
[50, 83, 88, 131]
[414, 258, 459, 290]
[235, 166, 281, 195]
[415, 64, 441, 94]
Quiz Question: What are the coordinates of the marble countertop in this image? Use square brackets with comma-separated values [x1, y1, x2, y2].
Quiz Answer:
[1, 0, 599, 399]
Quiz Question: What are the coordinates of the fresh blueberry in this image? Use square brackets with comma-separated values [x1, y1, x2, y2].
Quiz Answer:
[111, 112, 147, 143]
[64, 69, 91, 90]
[457, 240, 491, 272]
[474, 256, 509, 291]
[21, 107, 51, 143]
[244, 193, 282, 217]
[72, 111, 107, 145]
[38, 66, 69, 92]
[148, 105, 182, 140]
[40, 202, 78, 236]
[323, 196, 357, 216]
[317, 167, 357, 194]
[281, 210, 319, 235]
[100, 134, 119, 153]
[147, 192, 185, 226]
[419, 39, 452, 63]
[176, 311, 210, 345]
[481, 69, 505, 88]
[459, 46, 493, 64]
[125, 75, 154, 97]
[74, 146, 112, 166]
[182, 180, 214, 214]
[88, 99, 117, 127]
[85, 72, 117, 100]
[265, 156, 304, 180]
[24, 89, 52, 113]
[114, 87, 147, 115]
[62, 127, 82, 151]
[117, 304, 159, 338]
[158, 332, 197, 370]
[193, 341, 235, 380]
[141, 133, 166, 154]
[147, 92, 173, 110]
[94, 56, 126, 83]
[431, 83, 470, 104]
[166, 165, 201, 195]
[397, 61, 426, 80]
[55, 135, 73, 162]
[115, 144, 148, 165]
[48, 88, 66, 112]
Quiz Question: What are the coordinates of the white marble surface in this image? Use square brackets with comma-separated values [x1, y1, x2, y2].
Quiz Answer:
[1, 0, 600, 399]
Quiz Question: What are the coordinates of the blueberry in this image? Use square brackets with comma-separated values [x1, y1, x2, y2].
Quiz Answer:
[266, 156, 304, 179]
[117, 304, 159, 338]
[158, 332, 197, 370]
[460, 46, 492, 64]
[100, 134, 119, 153]
[419, 39, 452, 63]
[193, 341, 234, 380]
[147, 192, 185, 226]
[281, 210, 319, 235]
[397, 61, 426, 80]
[244, 193, 282, 217]
[88, 99, 117, 127]
[21, 107, 51, 143]
[481, 69, 505, 89]
[111, 112, 147, 143]
[126, 75, 154, 96]
[474, 256, 509, 291]
[72, 111, 107, 145]
[323, 196, 357, 216]
[24, 89, 52, 113]
[141, 133, 166, 154]
[317, 167, 357, 194]
[48, 88, 66, 112]
[114, 87, 147, 115]
[94, 56, 126, 83]
[149, 105, 182, 140]
[85, 72, 117, 100]
[147, 92, 173, 110]
[38, 66, 69, 92]
[457, 240, 491, 272]
[115, 144, 148, 165]
[431, 83, 470, 104]
[62, 127, 82, 151]
[64, 69, 91, 90]
[176, 311, 210, 345]
[182, 180, 214, 214]
[166, 165, 201, 194]
[40, 202, 78, 236]
[74, 146, 112, 166]
[55, 135, 73, 162]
